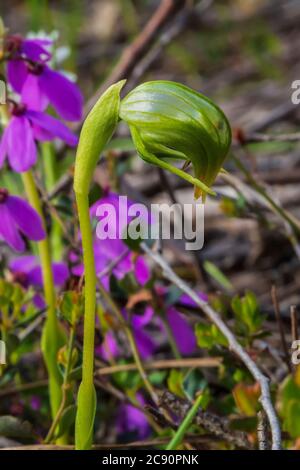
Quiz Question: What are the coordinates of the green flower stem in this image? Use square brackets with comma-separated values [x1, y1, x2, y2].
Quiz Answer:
[21, 171, 65, 425]
[166, 394, 203, 450]
[44, 325, 75, 444]
[74, 192, 98, 450]
[76, 192, 97, 386]
[73, 81, 125, 450]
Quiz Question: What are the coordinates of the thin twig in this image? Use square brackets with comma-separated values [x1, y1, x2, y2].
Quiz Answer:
[236, 130, 300, 144]
[97, 248, 129, 280]
[97, 357, 222, 376]
[161, 391, 252, 450]
[2, 434, 220, 450]
[290, 305, 299, 342]
[271, 285, 292, 373]
[84, 0, 187, 116]
[141, 242, 281, 450]
[0, 379, 48, 398]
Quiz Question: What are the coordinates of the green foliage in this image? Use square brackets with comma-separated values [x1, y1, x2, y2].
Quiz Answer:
[195, 322, 228, 350]
[75, 382, 97, 450]
[278, 369, 300, 439]
[231, 291, 264, 336]
[203, 261, 233, 291]
[232, 382, 260, 417]
[56, 404, 77, 439]
[58, 291, 84, 326]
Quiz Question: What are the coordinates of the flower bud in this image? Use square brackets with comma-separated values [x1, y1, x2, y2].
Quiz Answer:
[120, 80, 231, 199]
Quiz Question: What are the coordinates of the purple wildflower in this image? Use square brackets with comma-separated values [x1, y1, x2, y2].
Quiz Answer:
[116, 393, 150, 440]
[30, 395, 42, 411]
[9, 255, 69, 308]
[6, 35, 52, 63]
[96, 331, 120, 362]
[73, 191, 151, 288]
[0, 189, 45, 252]
[157, 286, 207, 356]
[0, 102, 78, 172]
[8, 61, 83, 121]
[96, 306, 157, 361]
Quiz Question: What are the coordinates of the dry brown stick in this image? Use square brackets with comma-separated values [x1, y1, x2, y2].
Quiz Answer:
[271, 285, 292, 373]
[2, 434, 218, 451]
[97, 357, 222, 376]
[0, 379, 48, 398]
[141, 242, 281, 450]
[290, 305, 299, 342]
[235, 131, 300, 145]
[160, 391, 252, 450]
[84, 0, 187, 117]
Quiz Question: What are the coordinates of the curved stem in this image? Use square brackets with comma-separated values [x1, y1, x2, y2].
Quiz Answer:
[75, 192, 97, 386]
[44, 326, 75, 444]
[21, 171, 65, 435]
[74, 192, 97, 450]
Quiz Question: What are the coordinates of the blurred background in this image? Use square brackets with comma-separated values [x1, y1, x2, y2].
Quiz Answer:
[1, 0, 300, 330]
[1, 0, 300, 449]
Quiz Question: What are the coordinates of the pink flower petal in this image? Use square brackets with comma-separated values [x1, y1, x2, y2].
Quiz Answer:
[26, 110, 78, 146]
[0, 204, 25, 252]
[6, 195, 45, 241]
[6, 116, 37, 172]
[39, 67, 83, 121]
[7, 60, 28, 92]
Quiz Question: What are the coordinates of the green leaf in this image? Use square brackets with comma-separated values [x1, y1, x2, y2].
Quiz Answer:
[75, 382, 97, 450]
[286, 400, 300, 438]
[58, 291, 84, 326]
[182, 369, 208, 402]
[167, 369, 185, 398]
[278, 373, 300, 438]
[203, 261, 233, 291]
[232, 383, 260, 417]
[56, 404, 77, 439]
[195, 322, 228, 350]
[231, 291, 264, 335]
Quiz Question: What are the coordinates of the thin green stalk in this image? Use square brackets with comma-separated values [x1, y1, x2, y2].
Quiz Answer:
[73, 81, 125, 450]
[74, 192, 97, 450]
[21, 171, 65, 424]
[44, 326, 75, 444]
[166, 394, 203, 450]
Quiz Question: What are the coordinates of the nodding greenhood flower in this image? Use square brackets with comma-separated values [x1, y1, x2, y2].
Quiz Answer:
[120, 80, 231, 200]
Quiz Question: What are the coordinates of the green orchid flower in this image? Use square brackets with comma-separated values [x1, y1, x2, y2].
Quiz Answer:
[120, 80, 231, 200]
